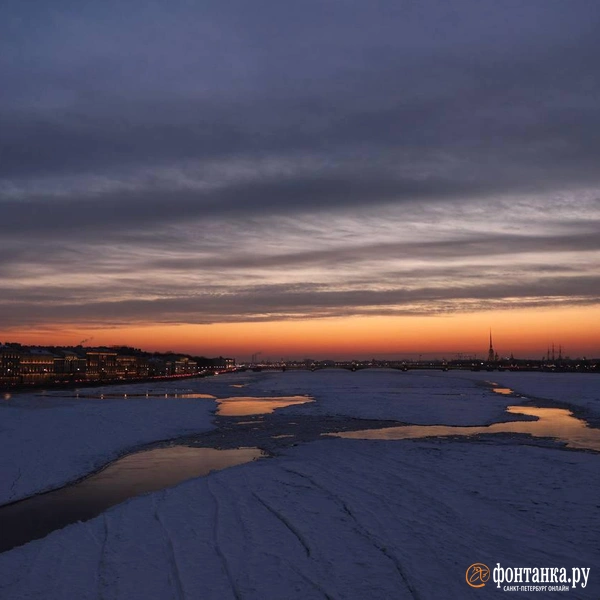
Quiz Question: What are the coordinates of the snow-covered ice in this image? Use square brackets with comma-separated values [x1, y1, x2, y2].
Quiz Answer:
[236, 368, 523, 425]
[0, 370, 598, 599]
[1, 439, 598, 599]
[449, 370, 600, 422]
[0, 384, 217, 505]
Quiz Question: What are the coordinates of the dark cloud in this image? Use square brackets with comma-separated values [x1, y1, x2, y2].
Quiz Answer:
[145, 232, 600, 271]
[2, 1, 600, 187]
[0, 174, 494, 238]
[0, 273, 598, 329]
[2, 225, 598, 279]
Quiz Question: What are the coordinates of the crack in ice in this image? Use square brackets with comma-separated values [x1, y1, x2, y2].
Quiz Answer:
[252, 491, 311, 558]
[207, 479, 241, 600]
[283, 467, 421, 600]
[152, 497, 186, 600]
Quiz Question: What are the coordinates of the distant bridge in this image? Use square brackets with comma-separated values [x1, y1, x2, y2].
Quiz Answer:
[235, 360, 597, 373]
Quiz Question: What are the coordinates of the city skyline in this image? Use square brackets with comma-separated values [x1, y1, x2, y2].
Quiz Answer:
[1, 1, 599, 358]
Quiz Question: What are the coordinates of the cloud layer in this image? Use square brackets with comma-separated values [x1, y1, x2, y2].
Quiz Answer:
[1, 0, 599, 331]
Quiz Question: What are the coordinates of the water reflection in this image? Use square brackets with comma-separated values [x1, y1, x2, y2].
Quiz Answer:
[0, 446, 264, 553]
[493, 388, 513, 395]
[330, 406, 600, 452]
[71, 392, 215, 399]
[217, 396, 314, 416]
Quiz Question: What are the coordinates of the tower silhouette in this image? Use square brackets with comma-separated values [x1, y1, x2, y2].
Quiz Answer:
[487, 330, 495, 363]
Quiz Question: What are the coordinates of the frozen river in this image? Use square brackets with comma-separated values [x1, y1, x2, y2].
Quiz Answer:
[0, 369, 599, 599]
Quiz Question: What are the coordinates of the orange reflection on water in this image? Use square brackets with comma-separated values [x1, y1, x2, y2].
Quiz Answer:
[173, 393, 216, 399]
[216, 396, 313, 416]
[331, 406, 600, 452]
[89, 446, 264, 498]
[493, 388, 514, 395]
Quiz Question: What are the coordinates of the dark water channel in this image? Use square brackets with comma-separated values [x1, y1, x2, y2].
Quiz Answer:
[0, 446, 264, 553]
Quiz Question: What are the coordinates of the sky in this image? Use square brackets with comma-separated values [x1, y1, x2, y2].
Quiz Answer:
[1, 0, 599, 360]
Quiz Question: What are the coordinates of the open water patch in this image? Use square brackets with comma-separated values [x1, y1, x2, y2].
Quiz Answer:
[216, 395, 314, 416]
[328, 406, 600, 452]
[0, 445, 264, 553]
[492, 387, 514, 395]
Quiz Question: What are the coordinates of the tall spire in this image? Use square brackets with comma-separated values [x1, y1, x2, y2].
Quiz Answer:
[487, 329, 495, 362]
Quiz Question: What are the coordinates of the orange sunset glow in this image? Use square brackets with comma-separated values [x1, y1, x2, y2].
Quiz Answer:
[3, 305, 598, 360]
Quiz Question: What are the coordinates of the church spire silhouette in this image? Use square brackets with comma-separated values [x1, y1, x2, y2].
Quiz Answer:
[487, 329, 496, 363]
